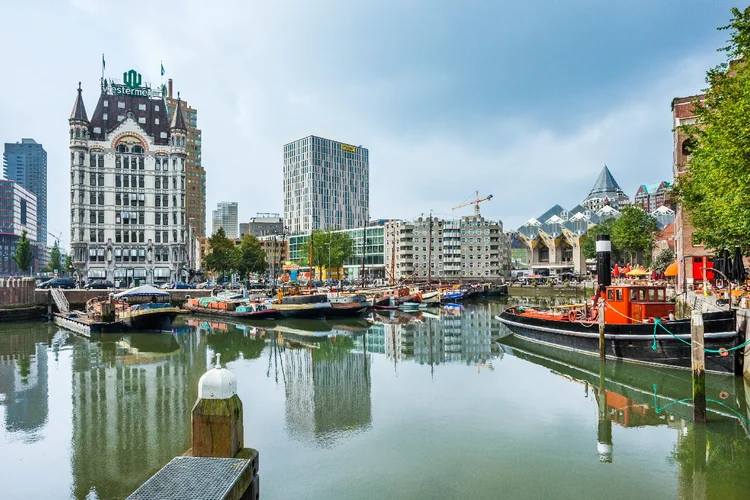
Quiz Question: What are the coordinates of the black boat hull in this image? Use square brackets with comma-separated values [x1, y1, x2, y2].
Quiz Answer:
[496, 309, 739, 373]
[122, 310, 180, 331]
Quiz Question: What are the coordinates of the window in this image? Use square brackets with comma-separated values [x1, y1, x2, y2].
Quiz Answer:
[138, 104, 146, 111]
[155, 118, 160, 125]
[103, 100, 108, 107]
[103, 113, 108, 120]
[118, 102, 125, 109]
[93, 127, 101, 134]
[138, 117, 146, 124]
[607, 289, 614, 301]
[117, 115, 124, 121]
[616, 289, 623, 301]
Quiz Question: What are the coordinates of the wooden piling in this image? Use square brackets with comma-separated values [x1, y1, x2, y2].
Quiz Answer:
[597, 359, 613, 463]
[691, 309, 706, 423]
[47, 290, 52, 319]
[598, 299, 606, 360]
[692, 423, 707, 500]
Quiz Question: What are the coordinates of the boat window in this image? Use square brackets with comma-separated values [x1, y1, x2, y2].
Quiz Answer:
[657, 289, 665, 301]
[630, 289, 637, 301]
[638, 289, 646, 301]
[607, 289, 614, 301]
[616, 289, 623, 301]
[648, 289, 656, 301]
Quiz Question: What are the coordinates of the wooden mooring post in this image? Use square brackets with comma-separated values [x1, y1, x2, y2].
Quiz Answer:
[127, 355, 260, 499]
[691, 309, 706, 423]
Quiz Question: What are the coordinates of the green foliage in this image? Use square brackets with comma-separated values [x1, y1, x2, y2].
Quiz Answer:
[653, 248, 675, 273]
[47, 241, 62, 272]
[674, 7, 750, 252]
[204, 227, 237, 278]
[612, 205, 659, 264]
[13, 230, 33, 275]
[236, 234, 267, 279]
[297, 230, 355, 275]
[581, 208, 658, 264]
[581, 219, 620, 261]
[65, 255, 73, 273]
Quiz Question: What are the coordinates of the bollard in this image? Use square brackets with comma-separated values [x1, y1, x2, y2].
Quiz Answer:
[192, 354, 244, 458]
[47, 290, 52, 319]
[691, 310, 706, 423]
[597, 298, 606, 360]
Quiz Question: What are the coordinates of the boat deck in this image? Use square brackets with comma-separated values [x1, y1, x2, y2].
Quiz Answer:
[53, 312, 123, 337]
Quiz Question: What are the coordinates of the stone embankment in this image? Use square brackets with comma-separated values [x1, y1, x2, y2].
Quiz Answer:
[0, 278, 42, 321]
[33, 288, 214, 309]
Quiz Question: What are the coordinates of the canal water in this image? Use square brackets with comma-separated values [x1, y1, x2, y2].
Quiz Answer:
[1, 299, 750, 499]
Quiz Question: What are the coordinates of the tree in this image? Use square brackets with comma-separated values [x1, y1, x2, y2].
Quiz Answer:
[674, 7, 750, 252]
[13, 230, 33, 275]
[611, 205, 659, 265]
[297, 230, 355, 278]
[64, 255, 73, 276]
[652, 248, 675, 273]
[235, 234, 267, 279]
[581, 218, 621, 261]
[47, 241, 61, 273]
[203, 227, 237, 279]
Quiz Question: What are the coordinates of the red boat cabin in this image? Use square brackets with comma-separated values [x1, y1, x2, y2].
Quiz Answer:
[603, 285, 674, 324]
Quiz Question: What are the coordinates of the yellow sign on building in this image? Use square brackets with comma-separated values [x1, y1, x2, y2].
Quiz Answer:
[341, 144, 356, 153]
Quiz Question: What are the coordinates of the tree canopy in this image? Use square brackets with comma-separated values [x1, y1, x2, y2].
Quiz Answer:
[236, 234, 267, 279]
[47, 241, 61, 273]
[13, 230, 33, 275]
[653, 248, 675, 273]
[296, 230, 354, 277]
[674, 7, 750, 252]
[204, 227, 237, 278]
[581, 207, 659, 264]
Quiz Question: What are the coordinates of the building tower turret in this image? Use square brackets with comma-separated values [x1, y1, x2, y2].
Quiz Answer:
[169, 94, 189, 281]
[69, 83, 90, 279]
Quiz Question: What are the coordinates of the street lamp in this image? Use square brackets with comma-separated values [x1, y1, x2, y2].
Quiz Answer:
[327, 240, 332, 280]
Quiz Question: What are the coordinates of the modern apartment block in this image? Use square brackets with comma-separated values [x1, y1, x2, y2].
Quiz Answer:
[384, 215, 511, 281]
[3, 139, 47, 246]
[0, 179, 38, 275]
[212, 201, 238, 238]
[283, 135, 369, 234]
[240, 213, 284, 237]
[68, 71, 189, 285]
[166, 79, 206, 238]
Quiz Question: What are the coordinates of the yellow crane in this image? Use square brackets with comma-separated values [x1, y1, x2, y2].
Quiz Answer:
[452, 191, 493, 217]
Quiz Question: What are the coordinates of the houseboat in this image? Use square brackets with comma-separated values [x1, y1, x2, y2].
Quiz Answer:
[496, 283, 739, 373]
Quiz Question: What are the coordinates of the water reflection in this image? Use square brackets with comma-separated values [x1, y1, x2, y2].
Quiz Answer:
[3, 298, 750, 499]
[0, 324, 54, 442]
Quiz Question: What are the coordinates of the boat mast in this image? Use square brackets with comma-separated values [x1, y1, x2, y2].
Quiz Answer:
[361, 218, 368, 288]
[427, 210, 433, 285]
[309, 232, 314, 293]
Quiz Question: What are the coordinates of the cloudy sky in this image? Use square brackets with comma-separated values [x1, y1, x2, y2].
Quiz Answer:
[0, 0, 738, 245]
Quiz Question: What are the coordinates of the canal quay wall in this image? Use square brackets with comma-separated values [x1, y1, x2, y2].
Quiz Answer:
[0, 278, 42, 321]
[32, 288, 213, 310]
[677, 290, 750, 378]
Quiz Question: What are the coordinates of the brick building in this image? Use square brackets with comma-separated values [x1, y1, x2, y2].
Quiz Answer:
[672, 95, 712, 291]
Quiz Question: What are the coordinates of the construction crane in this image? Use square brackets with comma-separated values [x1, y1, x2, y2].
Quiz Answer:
[452, 191, 493, 217]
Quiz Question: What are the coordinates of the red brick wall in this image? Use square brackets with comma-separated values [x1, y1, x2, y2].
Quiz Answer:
[0, 278, 36, 307]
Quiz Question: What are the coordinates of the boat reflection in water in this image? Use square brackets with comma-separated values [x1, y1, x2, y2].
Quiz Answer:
[498, 332, 750, 496]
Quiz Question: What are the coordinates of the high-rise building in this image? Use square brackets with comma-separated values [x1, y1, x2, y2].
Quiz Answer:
[240, 213, 284, 237]
[165, 79, 206, 238]
[68, 71, 189, 286]
[3, 139, 47, 245]
[283, 135, 369, 235]
[212, 201, 238, 238]
[0, 179, 38, 275]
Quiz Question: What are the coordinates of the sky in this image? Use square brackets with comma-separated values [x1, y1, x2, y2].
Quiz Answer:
[0, 0, 740, 246]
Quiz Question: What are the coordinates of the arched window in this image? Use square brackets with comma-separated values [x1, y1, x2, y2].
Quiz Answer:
[116, 144, 129, 153]
[539, 245, 549, 262]
[132, 145, 144, 154]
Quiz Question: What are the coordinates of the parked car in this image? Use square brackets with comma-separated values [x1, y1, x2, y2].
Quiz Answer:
[38, 278, 77, 289]
[173, 282, 194, 290]
[85, 280, 114, 290]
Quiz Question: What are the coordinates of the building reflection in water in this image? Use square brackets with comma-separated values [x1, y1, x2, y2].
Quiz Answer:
[280, 330, 372, 448]
[70, 329, 207, 500]
[0, 325, 53, 443]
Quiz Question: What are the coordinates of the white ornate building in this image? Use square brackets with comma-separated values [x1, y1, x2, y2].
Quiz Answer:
[69, 72, 188, 286]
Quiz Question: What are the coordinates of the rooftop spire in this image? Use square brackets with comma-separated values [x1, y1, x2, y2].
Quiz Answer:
[170, 93, 186, 131]
[585, 165, 624, 201]
[69, 82, 89, 122]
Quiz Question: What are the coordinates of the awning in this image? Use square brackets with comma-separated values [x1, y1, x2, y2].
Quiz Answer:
[114, 285, 170, 299]
[664, 262, 678, 277]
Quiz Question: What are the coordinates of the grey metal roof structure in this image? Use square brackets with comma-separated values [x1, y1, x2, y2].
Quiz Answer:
[584, 165, 626, 202]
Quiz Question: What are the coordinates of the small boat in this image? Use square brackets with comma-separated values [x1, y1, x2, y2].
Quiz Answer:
[399, 302, 421, 312]
[441, 290, 464, 302]
[92, 285, 182, 331]
[496, 283, 739, 374]
[270, 291, 332, 318]
[373, 296, 398, 310]
[325, 294, 369, 317]
[420, 291, 441, 306]
[184, 298, 279, 320]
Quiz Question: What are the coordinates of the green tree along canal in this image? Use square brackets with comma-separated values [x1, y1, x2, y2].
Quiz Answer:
[1, 299, 749, 499]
